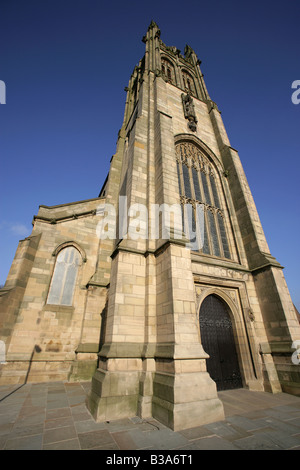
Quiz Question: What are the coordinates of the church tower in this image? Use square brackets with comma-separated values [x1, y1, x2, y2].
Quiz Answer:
[0, 21, 299, 431]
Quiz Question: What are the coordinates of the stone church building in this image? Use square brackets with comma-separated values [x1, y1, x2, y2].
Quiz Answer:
[0, 21, 299, 430]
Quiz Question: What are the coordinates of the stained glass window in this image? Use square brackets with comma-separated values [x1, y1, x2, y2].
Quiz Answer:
[176, 162, 182, 195]
[182, 164, 192, 199]
[207, 211, 221, 257]
[209, 174, 220, 208]
[201, 172, 211, 205]
[47, 246, 81, 306]
[175, 141, 231, 260]
[217, 212, 231, 259]
[192, 167, 201, 201]
[202, 213, 210, 254]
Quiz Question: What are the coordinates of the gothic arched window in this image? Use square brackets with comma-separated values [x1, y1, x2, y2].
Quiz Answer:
[161, 57, 176, 85]
[182, 70, 196, 97]
[176, 141, 231, 259]
[47, 246, 81, 306]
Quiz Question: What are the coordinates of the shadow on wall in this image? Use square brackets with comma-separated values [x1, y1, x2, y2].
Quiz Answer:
[0, 344, 42, 402]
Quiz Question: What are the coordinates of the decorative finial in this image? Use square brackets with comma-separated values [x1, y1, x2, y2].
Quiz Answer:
[148, 20, 159, 30]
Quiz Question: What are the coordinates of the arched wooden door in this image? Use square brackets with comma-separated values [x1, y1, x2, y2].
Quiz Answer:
[199, 295, 243, 391]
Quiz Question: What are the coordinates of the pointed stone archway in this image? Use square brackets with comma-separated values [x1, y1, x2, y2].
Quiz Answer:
[196, 287, 265, 393]
[199, 294, 242, 391]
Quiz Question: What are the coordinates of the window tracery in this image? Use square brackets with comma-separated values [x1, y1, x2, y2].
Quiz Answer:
[176, 141, 231, 259]
[182, 69, 196, 97]
[161, 57, 176, 85]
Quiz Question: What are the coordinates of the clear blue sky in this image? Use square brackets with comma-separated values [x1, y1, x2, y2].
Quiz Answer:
[0, 0, 299, 310]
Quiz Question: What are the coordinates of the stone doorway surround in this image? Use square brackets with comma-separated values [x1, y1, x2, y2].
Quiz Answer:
[195, 280, 281, 394]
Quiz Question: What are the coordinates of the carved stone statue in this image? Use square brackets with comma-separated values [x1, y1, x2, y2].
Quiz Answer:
[181, 93, 197, 131]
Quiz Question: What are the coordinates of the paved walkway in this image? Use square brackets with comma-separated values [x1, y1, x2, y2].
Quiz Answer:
[0, 381, 300, 450]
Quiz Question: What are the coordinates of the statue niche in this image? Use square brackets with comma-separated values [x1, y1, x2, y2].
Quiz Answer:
[181, 93, 197, 132]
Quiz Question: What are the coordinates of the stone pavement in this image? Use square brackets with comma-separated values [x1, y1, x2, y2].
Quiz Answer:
[0, 381, 300, 450]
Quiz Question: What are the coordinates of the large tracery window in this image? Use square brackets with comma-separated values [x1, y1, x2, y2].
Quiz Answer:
[176, 141, 231, 259]
[47, 246, 81, 306]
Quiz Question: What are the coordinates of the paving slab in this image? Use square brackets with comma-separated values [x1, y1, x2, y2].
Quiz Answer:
[0, 382, 300, 450]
